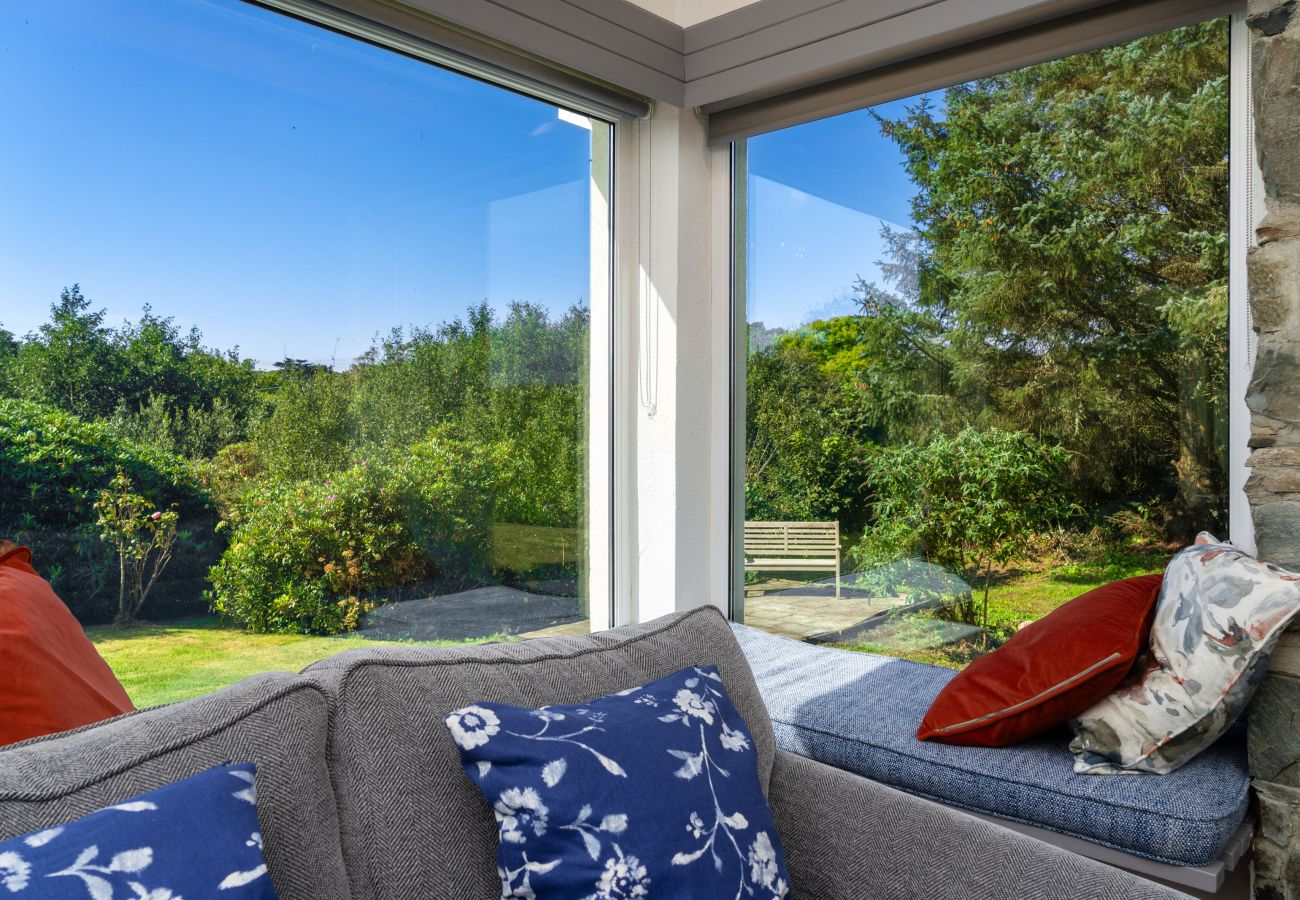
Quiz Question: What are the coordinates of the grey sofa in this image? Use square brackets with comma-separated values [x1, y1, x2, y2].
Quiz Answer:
[0, 607, 1189, 899]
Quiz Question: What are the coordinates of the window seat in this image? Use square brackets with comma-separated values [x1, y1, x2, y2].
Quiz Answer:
[730, 623, 1252, 882]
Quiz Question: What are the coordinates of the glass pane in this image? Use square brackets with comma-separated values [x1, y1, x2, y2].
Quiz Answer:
[0, 0, 610, 706]
[736, 20, 1230, 668]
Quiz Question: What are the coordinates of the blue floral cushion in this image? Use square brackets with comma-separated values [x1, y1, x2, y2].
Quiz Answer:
[445, 665, 791, 899]
[0, 763, 277, 899]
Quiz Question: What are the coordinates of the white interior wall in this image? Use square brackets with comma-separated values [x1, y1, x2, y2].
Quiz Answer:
[622, 103, 733, 622]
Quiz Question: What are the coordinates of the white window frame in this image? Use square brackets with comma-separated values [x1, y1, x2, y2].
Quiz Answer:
[1229, 10, 1264, 556]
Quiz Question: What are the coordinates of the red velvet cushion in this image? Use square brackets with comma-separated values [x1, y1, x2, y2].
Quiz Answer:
[0, 545, 134, 746]
[916, 573, 1163, 746]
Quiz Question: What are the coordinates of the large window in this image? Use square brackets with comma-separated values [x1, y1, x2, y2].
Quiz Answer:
[733, 19, 1234, 667]
[0, 0, 612, 704]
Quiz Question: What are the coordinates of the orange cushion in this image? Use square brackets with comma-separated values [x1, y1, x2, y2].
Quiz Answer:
[0, 545, 134, 746]
[916, 574, 1163, 746]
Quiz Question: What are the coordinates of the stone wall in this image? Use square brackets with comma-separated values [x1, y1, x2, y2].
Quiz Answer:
[1248, 2, 1300, 897]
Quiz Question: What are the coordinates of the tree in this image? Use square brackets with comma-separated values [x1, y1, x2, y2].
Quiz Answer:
[94, 470, 182, 625]
[10, 285, 122, 420]
[854, 428, 1073, 631]
[746, 336, 876, 527]
[0, 324, 15, 394]
[877, 20, 1230, 534]
[273, 358, 333, 378]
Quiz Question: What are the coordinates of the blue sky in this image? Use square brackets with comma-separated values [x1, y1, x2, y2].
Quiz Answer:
[0, 0, 928, 364]
[746, 99, 933, 331]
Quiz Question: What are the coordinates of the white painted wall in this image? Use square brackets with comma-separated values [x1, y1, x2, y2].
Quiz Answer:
[621, 103, 733, 622]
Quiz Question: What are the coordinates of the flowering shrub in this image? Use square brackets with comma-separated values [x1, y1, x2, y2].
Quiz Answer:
[94, 470, 182, 625]
[208, 432, 496, 633]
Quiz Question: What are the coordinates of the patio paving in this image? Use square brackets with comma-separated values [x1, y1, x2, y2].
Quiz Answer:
[356, 572, 974, 648]
[743, 580, 916, 642]
[359, 585, 586, 642]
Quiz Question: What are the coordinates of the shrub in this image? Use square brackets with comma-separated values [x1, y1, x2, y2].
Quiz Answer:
[0, 399, 207, 528]
[0, 399, 215, 622]
[209, 432, 496, 634]
[251, 369, 356, 481]
[195, 441, 267, 516]
[853, 427, 1074, 628]
[94, 471, 182, 625]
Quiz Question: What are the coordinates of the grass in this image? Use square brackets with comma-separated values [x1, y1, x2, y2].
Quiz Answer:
[492, 522, 581, 573]
[831, 549, 1167, 669]
[87, 616, 494, 709]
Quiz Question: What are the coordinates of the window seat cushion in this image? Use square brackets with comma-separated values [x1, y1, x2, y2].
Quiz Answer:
[730, 623, 1251, 868]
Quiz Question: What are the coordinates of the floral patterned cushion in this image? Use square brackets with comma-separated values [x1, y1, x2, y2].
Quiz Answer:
[445, 665, 791, 899]
[0, 763, 277, 898]
[1070, 533, 1300, 775]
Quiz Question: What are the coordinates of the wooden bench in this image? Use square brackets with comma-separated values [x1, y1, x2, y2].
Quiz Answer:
[743, 521, 842, 599]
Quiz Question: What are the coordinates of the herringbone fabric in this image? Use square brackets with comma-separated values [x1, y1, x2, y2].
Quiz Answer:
[304, 606, 774, 900]
[768, 749, 1192, 900]
[0, 672, 350, 900]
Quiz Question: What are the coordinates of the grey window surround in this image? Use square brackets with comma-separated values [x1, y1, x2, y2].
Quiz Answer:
[248, 0, 656, 120]
[707, 0, 1242, 144]
[292, 0, 1245, 144]
[703, 0, 1241, 144]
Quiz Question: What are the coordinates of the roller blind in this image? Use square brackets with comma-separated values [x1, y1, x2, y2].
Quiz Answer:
[705, 0, 1240, 145]
[251, 0, 653, 121]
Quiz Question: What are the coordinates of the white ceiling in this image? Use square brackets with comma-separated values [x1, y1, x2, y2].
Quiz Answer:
[623, 0, 767, 28]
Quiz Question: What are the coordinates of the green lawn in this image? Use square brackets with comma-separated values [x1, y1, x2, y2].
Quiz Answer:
[87, 616, 493, 709]
[492, 522, 581, 573]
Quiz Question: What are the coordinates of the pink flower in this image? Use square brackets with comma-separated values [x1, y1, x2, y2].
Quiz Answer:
[151, 512, 162, 521]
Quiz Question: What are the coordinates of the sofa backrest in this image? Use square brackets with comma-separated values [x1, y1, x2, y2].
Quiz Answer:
[0, 671, 350, 900]
[304, 605, 772, 900]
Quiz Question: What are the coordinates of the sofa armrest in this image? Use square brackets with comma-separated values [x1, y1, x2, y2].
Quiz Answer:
[768, 749, 1189, 900]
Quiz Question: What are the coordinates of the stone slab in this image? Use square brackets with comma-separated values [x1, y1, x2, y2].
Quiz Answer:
[358, 585, 585, 642]
[1250, 672, 1300, 786]
[1253, 779, 1300, 900]
[1253, 500, 1300, 568]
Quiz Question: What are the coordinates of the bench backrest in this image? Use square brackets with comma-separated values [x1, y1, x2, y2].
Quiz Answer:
[744, 520, 839, 559]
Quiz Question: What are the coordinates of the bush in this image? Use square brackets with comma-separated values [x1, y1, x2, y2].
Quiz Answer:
[251, 369, 356, 481]
[209, 432, 496, 634]
[853, 427, 1074, 627]
[0, 398, 216, 622]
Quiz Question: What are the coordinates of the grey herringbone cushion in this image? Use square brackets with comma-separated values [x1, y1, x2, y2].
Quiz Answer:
[0, 672, 349, 900]
[304, 605, 773, 900]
